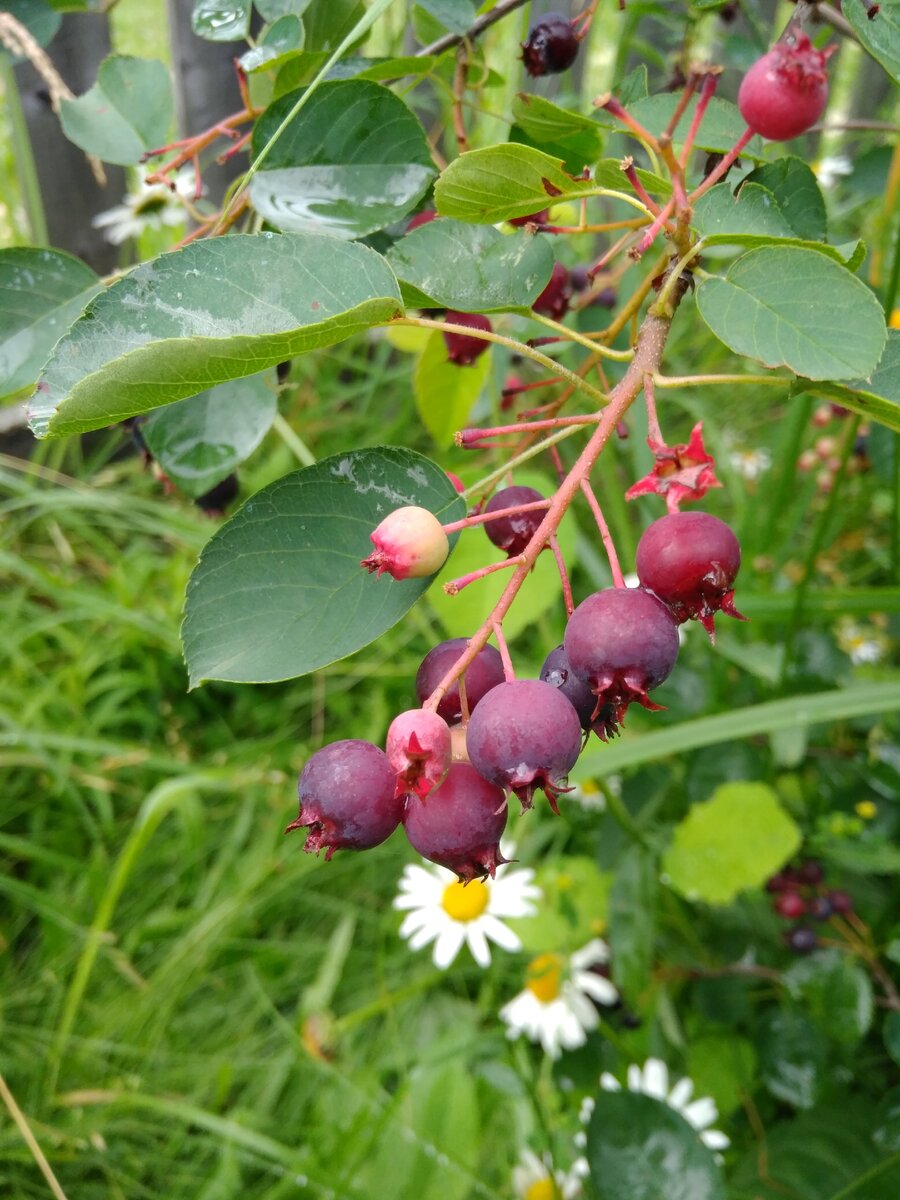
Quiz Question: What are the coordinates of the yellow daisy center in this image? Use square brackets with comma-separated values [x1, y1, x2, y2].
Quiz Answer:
[526, 953, 564, 1003]
[855, 800, 877, 820]
[442, 879, 489, 922]
[889, 307, 900, 331]
[524, 1179, 560, 1200]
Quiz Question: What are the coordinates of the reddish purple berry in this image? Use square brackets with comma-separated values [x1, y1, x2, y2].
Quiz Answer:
[766, 871, 792, 894]
[808, 895, 834, 921]
[386, 708, 452, 801]
[635, 511, 745, 641]
[361, 505, 449, 580]
[521, 12, 579, 78]
[540, 644, 616, 740]
[827, 888, 853, 914]
[774, 891, 806, 919]
[738, 34, 833, 141]
[509, 209, 549, 227]
[415, 638, 505, 725]
[465, 679, 583, 813]
[443, 311, 492, 365]
[798, 858, 824, 885]
[286, 740, 402, 859]
[484, 485, 547, 557]
[786, 925, 818, 954]
[403, 762, 508, 882]
[407, 209, 438, 231]
[532, 262, 572, 320]
[563, 587, 680, 733]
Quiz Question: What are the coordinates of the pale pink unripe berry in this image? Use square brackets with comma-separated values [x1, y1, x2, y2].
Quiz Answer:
[361, 505, 449, 580]
[737, 34, 833, 142]
[386, 708, 452, 801]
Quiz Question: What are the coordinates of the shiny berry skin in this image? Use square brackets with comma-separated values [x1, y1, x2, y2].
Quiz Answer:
[786, 926, 818, 954]
[636, 511, 744, 641]
[737, 34, 832, 141]
[532, 262, 572, 320]
[286, 740, 402, 859]
[415, 638, 505, 725]
[827, 888, 853, 914]
[539, 644, 617, 740]
[465, 679, 583, 813]
[521, 12, 579, 77]
[361, 505, 449, 580]
[484, 485, 547, 557]
[443, 311, 492, 365]
[403, 762, 508, 882]
[774, 892, 806, 919]
[386, 708, 452, 801]
[564, 587, 680, 732]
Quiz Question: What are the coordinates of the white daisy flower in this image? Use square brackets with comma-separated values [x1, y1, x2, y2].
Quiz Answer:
[567, 778, 607, 811]
[393, 850, 540, 970]
[814, 155, 853, 189]
[579, 1058, 729, 1152]
[728, 446, 772, 481]
[837, 619, 888, 665]
[512, 1147, 582, 1199]
[499, 939, 619, 1059]
[92, 168, 198, 245]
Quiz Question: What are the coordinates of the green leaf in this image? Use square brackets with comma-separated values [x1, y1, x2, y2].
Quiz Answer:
[302, 0, 364, 50]
[814, 833, 900, 874]
[28, 232, 403, 439]
[885, 1014, 900, 1066]
[662, 782, 801, 906]
[249, 80, 436, 238]
[609, 845, 657, 1004]
[818, 330, 900, 432]
[0, 1, 61, 58]
[427, 470, 576, 641]
[413, 330, 490, 447]
[598, 94, 765, 159]
[585, 1091, 726, 1200]
[415, 0, 475, 34]
[688, 1034, 757, 1117]
[696, 247, 887, 381]
[191, 0, 251, 41]
[255, 0, 312, 18]
[758, 1010, 827, 1109]
[842, 0, 900, 83]
[434, 144, 598, 224]
[743, 156, 827, 242]
[691, 183, 862, 267]
[387, 219, 555, 314]
[406, 1059, 479, 1200]
[511, 93, 605, 166]
[59, 56, 174, 166]
[0, 248, 100, 405]
[182, 446, 464, 685]
[783, 950, 873, 1046]
[508, 858, 611, 954]
[239, 15, 305, 73]
[141, 373, 278, 497]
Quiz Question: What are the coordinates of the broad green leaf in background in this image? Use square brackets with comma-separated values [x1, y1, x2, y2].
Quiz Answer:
[783, 949, 873, 1046]
[819, 330, 900, 432]
[842, 0, 900, 83]
[239, 15, 305, 73]
[182, 447, 464, 685]
[596, 94, 765, 159]
[743, 156, 827, 242]
[28, 232, 403, 438]
[757, 1010, 826, 1109]
[688, 1034, 757, 1117]
[696, 247, 887, 381]
[885, 1013, 900, 1066]
[142, 372, 278, 497]
[662, 782, 801, 905]
[59, 56, 174, 166]
[812, 831, 900, 874]
[301, 0, 364, 50]
[608, 844, 657, 1004]
[0, 1, 61, 57]
[585, 1091, 726, 1200]
[416, 0, 476, 34]
[0, 248, 100, 405]
[386, 219, 555, 313]
[427, 470, 576, 640]
[509, 858, 612, 954]
[255, 0, 312, 17]
[413, 330, 490, 447]
[249, 80, 436, 238]
[406, 1060, 479, 1200]
[191, 0, 251, 40]
[434, 145, 600, 224]
[511, 93, 605, 167]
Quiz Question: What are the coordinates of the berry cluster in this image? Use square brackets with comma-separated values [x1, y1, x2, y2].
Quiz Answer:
[766, 858, 853, 953]
[287, 502, 745, 882]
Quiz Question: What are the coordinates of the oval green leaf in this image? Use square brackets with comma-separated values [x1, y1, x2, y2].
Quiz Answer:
[696, 247, 887, 381]
[413, 329, 490, 446]
[28, 232, 403, 438]
[191, 0, 251, 41]
[819, 330, 900, 432]
[743, 156, 827, 242]
[59, 56, 174, 165]
[0, 247, 100, 405]
[585, 1091, 726, 1200]
[249, 80, 436, 239]
[598, 94, 764, 159]
[434, 144, 598, 224]
[386, 219, 555, 314]
[141, 372, 278, 497]
[842, 0, 900, 83]
[182, 446, 465, 685]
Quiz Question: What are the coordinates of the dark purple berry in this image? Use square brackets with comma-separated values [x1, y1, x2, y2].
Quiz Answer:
[443, 311, 492, 366]
[403, 762, 508, 882]
[195, 472, 239, 516]
[808, 895, 833, 921]
[827, 888, 853, 914]
[509, 209, 549, 227]
[532, 262, 572, 320]
[539, 644, 617, 740]
[766, 871, 791, 894]
[635, 511, 744, 641]
[786, 925, 818, 954]
[386, 708, 451, 801]
[465, 679, 583, 813]
[798, 858, 824, 885]
[774, 891, 806, 919]
[286, 740, 402, 859]
[484, 485, 547, 557]
[415, 638, 505, 725]
[563, 587, 680, 733]
[521, 12, 579, 78]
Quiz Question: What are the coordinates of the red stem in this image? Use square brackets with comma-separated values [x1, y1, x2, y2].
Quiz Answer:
[443, 557, 519, 595]
[549, 534, 575, 616]
[442, 499, 551, 534]
[457, 414, 601, 446]
[679, 71, 721, 168]
[579, 478, 625, 587]
[689, 127, 755, 203]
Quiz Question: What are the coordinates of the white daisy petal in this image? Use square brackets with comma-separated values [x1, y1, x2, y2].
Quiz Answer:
[589, 1059, 728, 1154]
[576, 972, 619, 1007]
[627, 1063, 642, 1091]
[683, 1097, 718, 1131]
[465, 923, 492, 968]
[668, 1077, 694, 1111]
[432, 924, 466, 969]
[407, 923, 439, 951]
[599, 1073, 620, 1092]
[642, 1058, 669, 1101]
[701, 1129, 731, 1150]
[480, 914, 521, 952]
